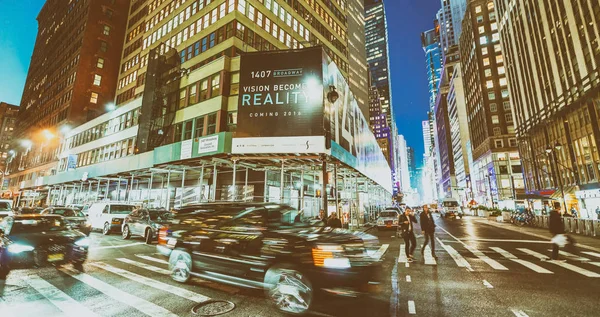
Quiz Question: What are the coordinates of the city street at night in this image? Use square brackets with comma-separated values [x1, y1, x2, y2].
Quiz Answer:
[2, 213, 600, 317]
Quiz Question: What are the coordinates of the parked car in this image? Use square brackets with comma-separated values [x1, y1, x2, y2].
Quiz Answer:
[41, 207, 92, 236]
[376, 208, 400, 230]
[157, 202, 385, 315]
[87, 202, 136, 235]
[0, 199, 13, 220]
[16, 207, 43, 215]
[440, 198, 463, 219]
[122, 208, 173, 244]
[0, 214, 89, 277]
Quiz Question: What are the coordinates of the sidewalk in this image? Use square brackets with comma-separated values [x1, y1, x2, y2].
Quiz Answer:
[472, 217, 600, 252]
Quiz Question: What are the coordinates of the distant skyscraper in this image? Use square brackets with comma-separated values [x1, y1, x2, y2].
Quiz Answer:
[421, 26, 442, 112]
[437, 0, 467, 54]
[347, 0, 370, 118]
[397, 135, 411, 193]
[369, 84, 393, 170]
[422, 120, 432, 157]
[0, 102, 18, 191]
[407, 146, 416, 186]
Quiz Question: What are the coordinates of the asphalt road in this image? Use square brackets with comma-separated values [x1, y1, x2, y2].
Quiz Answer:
[2, 214, 600, 317]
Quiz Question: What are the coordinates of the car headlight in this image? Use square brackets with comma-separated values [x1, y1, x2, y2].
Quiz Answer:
[323, 257, 351, 269]
[377, 219, 383, 225]
[75, 237, 90, 247]
[7, 243, 35, 254]
[312, 245, 350, 269]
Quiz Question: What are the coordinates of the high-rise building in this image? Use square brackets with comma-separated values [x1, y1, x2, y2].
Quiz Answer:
[347, 0, 370, 118]
[407, 146, 416, 185]
[459, 0, 523, 208]
[422, 120, 432, 157]
[421, 26, 442, 112]
[0, 102, 19, 193]
[369, 84, 392, 168]
[496, 0, 600, 215]
[8, 0, 130, 191]
[397, 134, 411, 194]
[437, 0, 467, 54]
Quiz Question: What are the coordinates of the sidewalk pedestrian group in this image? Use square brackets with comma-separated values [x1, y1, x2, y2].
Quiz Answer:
[399, 207, 417, 262]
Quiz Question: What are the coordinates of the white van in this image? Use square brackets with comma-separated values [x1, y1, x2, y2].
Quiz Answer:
[440, 198, 462, 219]
[0, 199, 13, 219]
[87, 202, 136, 235]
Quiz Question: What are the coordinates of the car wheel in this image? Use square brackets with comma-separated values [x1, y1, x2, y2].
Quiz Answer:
[169, 250, 192, 283]
[102, 222, 111, 235]
[144, 228, 153, 244]
[264, 265, 313, 315]
[122, 225, 131, 240]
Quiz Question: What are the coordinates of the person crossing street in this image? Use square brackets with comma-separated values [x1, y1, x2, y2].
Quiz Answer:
[399, 207, 418, 262]
[420, 204, 437, 259]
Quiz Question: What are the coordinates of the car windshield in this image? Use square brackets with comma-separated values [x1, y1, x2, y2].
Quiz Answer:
[50, 208, 85, 217]
[110, 205, 135, 214]
[380, 211, 398, 218]
[149, 210, 173, 221]
[10, 217, 68, 233]
[20, 208, 40, 214]
[443, 201, 459, 207]
[0, 202, 11, 211]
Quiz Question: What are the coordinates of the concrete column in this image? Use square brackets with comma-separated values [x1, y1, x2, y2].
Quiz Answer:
[148, 172, 154, 204]
[264, 170, 268, 202]
[322, 159, 328, 214]
[211, 163, 217, 201]
[117, 177, 122, 201]
[180, 168, 186, 207]
[129, 174, 135, 202]
[105, 180, 110, 201]
[198, 164, 204, 202]
[300, 169, 304, 213]
[96, 181, 100, 202]
[231, 160, 237, 201]
[280, 160, 285, 203]
[166, 171, 171, 210]
[244, 167, 249, 201]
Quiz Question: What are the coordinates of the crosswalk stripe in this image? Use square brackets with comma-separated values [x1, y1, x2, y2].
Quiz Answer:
[135, 254, 169, 265]
[408, 300, 416, 314]
[554, 250, 590, 262]
[589, 262, 600, 268]
[59, 267, 179, 317]
[117, 258, 172, 275]
[91, 262, 210, 303]
[582, 251, 600, 259]
[465, 245, 508, 270]
[423, 246, 437, 265]
[517, 248, 600, 278]
[436, 238, 473, 271]
[398, 244, 408, 263]
[25, 274, 100, 317]
[490, 247, 553, 274]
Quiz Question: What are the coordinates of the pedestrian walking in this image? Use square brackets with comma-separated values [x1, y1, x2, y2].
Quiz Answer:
[316, 209, 327, 222]
[570, 207, 578, 218]
[327, 212, 342, 228]
[547, 202, 567, 262]
[595, 206, 600, 220]
[420, 204, 437, 258]
[399, 207, 417, 262]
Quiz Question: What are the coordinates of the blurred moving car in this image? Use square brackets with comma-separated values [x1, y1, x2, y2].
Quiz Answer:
[16, 207, 43, 215]
[440, 198, 463, 219]
[41, 207, 91, 235]
[0, 200, 13, 220]
[87, 202, 136, 235]
[376, 208, 400, 230]
[122, 208, 173, 244]
[0, 214, 89, 277]
[158, 203, 385, 315]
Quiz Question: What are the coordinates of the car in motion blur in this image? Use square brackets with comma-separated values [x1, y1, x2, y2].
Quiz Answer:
[440, 198, 463, 219]
[0, 214, 89, 277]
[0, 200, 13, 220]
[87, 202, 136, 235]
[122, 208, 173, 244]
[16, 207, 44, 215]
[158, 203, 385, 315]
[41, 207, 92, 236]
[376, 208, 400, 230]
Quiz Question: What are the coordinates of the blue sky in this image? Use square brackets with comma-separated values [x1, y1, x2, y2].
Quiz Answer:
[0, 0, 440, 166]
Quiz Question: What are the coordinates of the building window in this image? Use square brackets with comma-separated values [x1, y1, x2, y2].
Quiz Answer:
[501, 89, 509, 98]
[207, 113, 217, 135]
[230, 72, 239, 95]
[188, 84, 197, 105]
[93, 74, 102, 86]
[496, 55, 504, 63]
[195, 116, 205, 138]
[494, 44, 501, 52]
[503, 101, 511, 110]
[491, 22, 498, 31]
[478, 26, 485, 34]
[486, 80, 494, 89]
[482, 47, 488, 55]
[477, 15, 484, 23]
[90, 92, 99, 104]
[493, 127, 501, 136]
[505, 113, 513, 122]
[488, 92, 496, 100]
[499, 78, 507, 86]
[179, 89, 187, 109]
[495, 139, 503, 148]
[485, 68, 492, 77]
[509, 138, 517, 147]
[183, 120, 193, 140]
[492, 115, 500, 124]
[211, 73, 220, 97]
[476, 6, 482, 13]
[100, 41, 108, 52]
[97, 57, 105, 68]
[490, 103, 497, 112]
[498, 66, 505, 74]
[103, 25, 111, 36]
[480, 36, 488, 45]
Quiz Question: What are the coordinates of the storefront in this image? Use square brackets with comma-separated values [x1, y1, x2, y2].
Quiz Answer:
[576, 187, 600, 219]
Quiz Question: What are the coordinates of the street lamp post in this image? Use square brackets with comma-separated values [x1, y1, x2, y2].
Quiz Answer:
[546, 143, 568, 213]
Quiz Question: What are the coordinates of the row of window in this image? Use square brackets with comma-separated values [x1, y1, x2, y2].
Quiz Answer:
[66, 108, 141, 149]
[61, 137, 137, 171]
[173, 112, 218, 143]
[178, 72, 221, 109]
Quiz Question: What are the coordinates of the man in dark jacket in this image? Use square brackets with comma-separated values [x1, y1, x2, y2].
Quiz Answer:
[399, 207, 418, 262]
[327, 212, 342, 228]
[420, 204, 437, 258]
[548, 202, 565, 261]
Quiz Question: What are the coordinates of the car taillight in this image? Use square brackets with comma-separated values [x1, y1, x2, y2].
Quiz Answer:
[158, 226, 170, 245]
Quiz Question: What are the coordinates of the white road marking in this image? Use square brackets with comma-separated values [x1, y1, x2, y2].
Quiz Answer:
[398, 244, 408, 263]
[423, 245, 437, 265]
[59, 267, 179, 317]
[589, 262, 600, 268]
[408, 300, 416, 314]
[405, 262, 410, 268]
[117, 258, 171, 275]
[482, 280, 494, 289]
[371, 244, 389, 260]
[92, 242, 147, 250]
[91, 262, 210, 303]
[25, 274, 99, 317]
[517, 248, 600, 277]
[582, 251, 600, 258]
[490, 247, 553, 274]
[465, 245, 509, 270]
[552, 250, 591, 262]
[135, 254, 169, 265]
[460, 238, 550, 244]
[511, 309, 529, 317]
[405, 275, 411, 282]
[436, 238, 473, 271]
